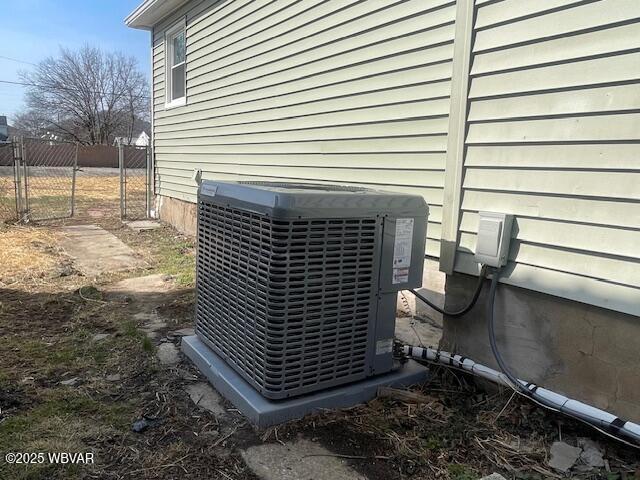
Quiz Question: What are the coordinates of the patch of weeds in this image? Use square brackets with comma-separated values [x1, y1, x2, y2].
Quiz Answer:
[448, 464, 479, 480]
[0, 389, 131, 480]
[142, 336, 154, 354]
[151, 232, 195, 286]
[422, 435, 442, 451]
[120, 319, 138, 338]
[7, 339, 78, 372]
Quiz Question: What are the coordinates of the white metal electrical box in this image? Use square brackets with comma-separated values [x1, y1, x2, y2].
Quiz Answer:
[474, 212, 513, 267]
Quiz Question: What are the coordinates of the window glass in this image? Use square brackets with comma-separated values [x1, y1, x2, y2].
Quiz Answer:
[172, 63, 185, 100]
[173, 31, 185, 65]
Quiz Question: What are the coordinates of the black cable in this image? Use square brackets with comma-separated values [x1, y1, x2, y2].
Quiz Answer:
[408, 265, 487, 317]
[485, 268, 529, 395]
[485, 270, 640, 446]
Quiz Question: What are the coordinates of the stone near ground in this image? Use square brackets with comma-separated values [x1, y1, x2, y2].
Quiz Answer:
[60, 377, 79, 386]
[395, 317, 442, 347]
[92, 333, 110, 342]
[185, 382, 226, 416]
[157, 342, 180, 366]
[173, 327, 195, 337]
[125, 220, 162, 232]
[241, 438, 366, 480]
[480, 475, 507, 480]
[59, 225, 145, 276]
[106, 374, 121, 382]
[578, 438, 605, 469]
[549, 441, 582, 472]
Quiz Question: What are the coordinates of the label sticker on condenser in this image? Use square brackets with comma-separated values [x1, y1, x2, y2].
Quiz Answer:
[392, 218, 414, 284]
[376, 338, 394, 355]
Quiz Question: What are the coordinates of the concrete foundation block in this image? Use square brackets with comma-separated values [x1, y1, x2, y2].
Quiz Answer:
[182, 335, 429, 428]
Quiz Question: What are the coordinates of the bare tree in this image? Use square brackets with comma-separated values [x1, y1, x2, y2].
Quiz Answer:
[12, 110, 49, 137]
[19, 45, 149, 145]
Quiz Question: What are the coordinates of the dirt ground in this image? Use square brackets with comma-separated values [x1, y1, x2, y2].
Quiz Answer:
[0, 219, 638, 480]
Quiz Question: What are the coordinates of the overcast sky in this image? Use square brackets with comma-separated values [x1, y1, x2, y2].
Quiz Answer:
[0, 0, 150, 122]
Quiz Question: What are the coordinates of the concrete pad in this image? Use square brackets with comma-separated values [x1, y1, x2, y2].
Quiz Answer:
[106, 273, 175, 296]
[185, 382, 226, 416]
[59, 225, 144, 276]
[395, 317, 442, 348]
[157, 342, 180, 366]
[241, 439, 365, 480]
[182, 336, 429, 428]
[125, 220, 162, 232]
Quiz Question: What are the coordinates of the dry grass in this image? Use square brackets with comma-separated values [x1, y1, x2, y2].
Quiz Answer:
[0, 226, 64, 285]
[74, 175, 121, 200]
[0, 173, 146, 222]
[25, 175, 145, 201]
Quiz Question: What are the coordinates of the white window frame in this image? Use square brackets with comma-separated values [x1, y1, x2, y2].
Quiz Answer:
[165, 19, 186, 109]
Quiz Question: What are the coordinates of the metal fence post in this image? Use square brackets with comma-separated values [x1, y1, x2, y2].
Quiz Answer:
[70, 143, 78, 217]
[21, 136, 29, 222]
[118, 141, 124, 220]
[12, 138, 23, 221]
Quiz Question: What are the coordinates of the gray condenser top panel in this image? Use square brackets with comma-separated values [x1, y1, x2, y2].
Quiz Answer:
[199, 181, 428, 219]
[196, 181, 428, 400]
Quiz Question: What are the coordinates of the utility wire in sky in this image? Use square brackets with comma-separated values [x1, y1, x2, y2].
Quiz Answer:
[0, 79, 151, 99]
[0, 55, 38, 66]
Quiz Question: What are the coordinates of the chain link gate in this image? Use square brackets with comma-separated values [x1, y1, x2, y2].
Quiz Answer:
[19, 137, 78, 222]
[119, 143, 151, 220]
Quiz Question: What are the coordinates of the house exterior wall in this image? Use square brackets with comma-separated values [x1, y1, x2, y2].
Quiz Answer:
[441, 0, 640, 317]
[440, 0, 640, 421]
[145, 0, 640, 419]
[151, 0, 459, 258]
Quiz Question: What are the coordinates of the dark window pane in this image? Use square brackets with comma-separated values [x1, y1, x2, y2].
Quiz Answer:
[173, 32, 185, 64]
[172, 64, 185, 100]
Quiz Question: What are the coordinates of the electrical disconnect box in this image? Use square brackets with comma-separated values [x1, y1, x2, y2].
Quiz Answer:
[474, 212, 513, 267]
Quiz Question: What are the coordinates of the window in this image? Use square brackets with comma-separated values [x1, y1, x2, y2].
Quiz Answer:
[166, 21, 186, 107]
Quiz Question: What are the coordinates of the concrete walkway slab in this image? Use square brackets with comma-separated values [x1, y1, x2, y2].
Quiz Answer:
[59, 225, 144, 276]
[106, 274, 175, 296]
[241, 439, 366, 480]
[125, 220, 162, 232]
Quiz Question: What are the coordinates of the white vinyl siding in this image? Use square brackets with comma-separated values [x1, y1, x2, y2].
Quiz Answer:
[152, 0, 457, 258]
[450, 0, 640, 316]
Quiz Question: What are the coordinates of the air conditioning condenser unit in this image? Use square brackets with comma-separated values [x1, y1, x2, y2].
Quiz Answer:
[182, 181, 430, 426]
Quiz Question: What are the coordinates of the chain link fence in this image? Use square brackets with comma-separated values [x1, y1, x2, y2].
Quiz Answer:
[0, 142, 17, 222]
[0, 137, 150, 224]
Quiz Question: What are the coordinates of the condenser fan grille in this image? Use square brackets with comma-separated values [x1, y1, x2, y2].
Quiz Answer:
[196, 200, 379, 399]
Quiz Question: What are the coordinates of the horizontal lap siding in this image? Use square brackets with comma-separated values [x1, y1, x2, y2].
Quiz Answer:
[455, 0, 640, 315]
[152, 0, 456, 258]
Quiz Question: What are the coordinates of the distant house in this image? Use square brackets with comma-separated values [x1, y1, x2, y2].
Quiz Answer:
[113, 131, 149, 147]
[135, 131, 150, 147]
[0, 116, 8, 143]
[126, 0, 640, 422]
[41, 131, 62, 144]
